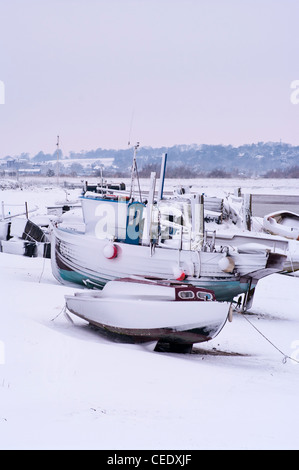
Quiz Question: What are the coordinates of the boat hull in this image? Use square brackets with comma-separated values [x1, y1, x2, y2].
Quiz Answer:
[65, 292, 230, 345]
[51, 226, 285, 303]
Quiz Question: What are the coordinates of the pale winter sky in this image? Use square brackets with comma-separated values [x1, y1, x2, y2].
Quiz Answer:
[0, 0, 299, 157]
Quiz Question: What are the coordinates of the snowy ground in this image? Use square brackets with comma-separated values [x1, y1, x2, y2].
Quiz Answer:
[0, 179, 299, 450]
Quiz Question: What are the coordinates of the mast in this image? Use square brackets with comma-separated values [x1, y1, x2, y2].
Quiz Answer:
[129, 142, 142, 202]
[56, 135, 60, 186]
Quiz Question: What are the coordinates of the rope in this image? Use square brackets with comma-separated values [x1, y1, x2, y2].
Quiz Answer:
[51, 304, 75, 324]
[288, 251, 295, 274]
[252, 215, 264, 229]
[239, 312, 299, 365]
[38, 256, 46, 283]
[51, 304, 66, 321]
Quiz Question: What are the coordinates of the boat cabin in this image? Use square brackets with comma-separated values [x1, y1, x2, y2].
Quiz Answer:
[81, 186, 205, 252]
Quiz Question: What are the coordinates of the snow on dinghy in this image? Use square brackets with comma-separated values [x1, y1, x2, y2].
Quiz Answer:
[263, 211, 299, 240]
[65, 277, 232, 353]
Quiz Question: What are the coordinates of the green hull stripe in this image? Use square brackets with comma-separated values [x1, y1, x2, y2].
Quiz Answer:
[58, 269, 250, 301]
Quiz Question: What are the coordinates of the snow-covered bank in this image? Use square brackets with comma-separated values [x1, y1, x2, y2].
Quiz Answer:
[0, 253, 299, 450]
[1, 179, 299, 450]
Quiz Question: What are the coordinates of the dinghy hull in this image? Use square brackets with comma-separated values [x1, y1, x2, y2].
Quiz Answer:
[263, 211, 299, 240]
[65, 279, 231, 346]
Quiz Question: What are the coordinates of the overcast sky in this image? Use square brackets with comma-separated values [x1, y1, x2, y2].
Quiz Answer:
[0, 0, 299, 157]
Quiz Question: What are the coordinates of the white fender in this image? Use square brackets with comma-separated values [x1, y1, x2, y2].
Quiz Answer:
[218, 255, 235, 273]
[103, 243, 118, 259]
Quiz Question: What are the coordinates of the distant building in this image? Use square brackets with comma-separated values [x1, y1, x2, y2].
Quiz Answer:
[18, 168, 41, 176]
[6, 158, 16, 168]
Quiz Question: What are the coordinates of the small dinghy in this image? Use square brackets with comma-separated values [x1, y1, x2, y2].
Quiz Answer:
[0, 217, 51, 258]
[263, 210, 299, 240]
[65, 277, 231, 353]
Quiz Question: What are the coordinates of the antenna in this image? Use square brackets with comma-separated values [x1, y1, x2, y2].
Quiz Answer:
[128, 110, 134, 147]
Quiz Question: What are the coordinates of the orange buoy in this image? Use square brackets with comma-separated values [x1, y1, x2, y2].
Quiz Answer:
[173, 266, 186, 281]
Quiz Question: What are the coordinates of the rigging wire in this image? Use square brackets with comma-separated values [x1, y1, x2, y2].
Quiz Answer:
[239, 311, 299, 365]
[51, 304, 66, 322]
[135, 158, 143, 203]
[38, 256, 46, 284]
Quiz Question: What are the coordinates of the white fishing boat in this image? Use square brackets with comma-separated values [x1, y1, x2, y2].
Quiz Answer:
[51, 145, 287, 311]
[65, 277, 232, 352]
[263, 210, 299, 240]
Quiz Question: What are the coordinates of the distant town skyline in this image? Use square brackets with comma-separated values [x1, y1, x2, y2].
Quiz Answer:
[0, 0, 299, 158]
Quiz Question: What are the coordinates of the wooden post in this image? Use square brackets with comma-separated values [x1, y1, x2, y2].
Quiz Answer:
[191, 193, 205, 248]
[146, 171, 156, 243]
[158, 153, 167, 201]
[25, 202, 29, 219]
[243, 193, 252, 231]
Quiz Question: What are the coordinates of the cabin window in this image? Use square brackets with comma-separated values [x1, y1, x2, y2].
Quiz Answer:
[197, 292, 213, 301]
[178, 290, 195, 299]
[158, 201, 192, 242]
[126, 203, 144, 245]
